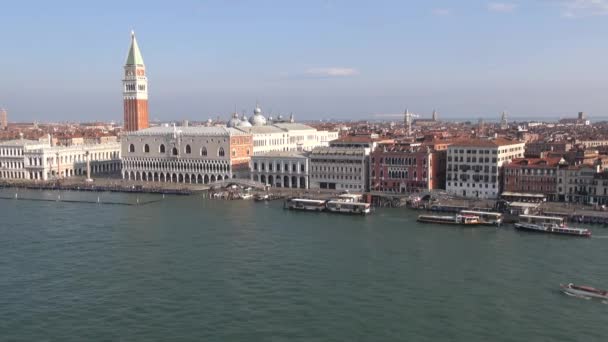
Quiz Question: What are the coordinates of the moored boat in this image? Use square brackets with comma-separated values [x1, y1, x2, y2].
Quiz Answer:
[325, 200, 371, 215]
[417, 214, 482, 225]
[560, 283, 608, 299]
[460, 210, 503, 226]
[284, 198, 327, 211]
[514, 222, 591, 237]
[254, 194, 270, 201]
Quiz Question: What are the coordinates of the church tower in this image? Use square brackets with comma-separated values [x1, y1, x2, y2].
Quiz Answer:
[123, 31, 149, 131]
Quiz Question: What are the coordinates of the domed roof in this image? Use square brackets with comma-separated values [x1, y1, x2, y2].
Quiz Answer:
[227, 112, 241, 128]
[250, 114, 267, 126]
[239, 115, 252, 127]
[249, 104, 267, 126]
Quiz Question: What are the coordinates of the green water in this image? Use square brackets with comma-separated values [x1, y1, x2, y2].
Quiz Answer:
[1, 190, 607, 341]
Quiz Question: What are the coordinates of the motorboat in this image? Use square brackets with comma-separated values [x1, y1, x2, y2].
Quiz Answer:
[417, 214, 482, 225]
[560, 283, 608, 299]
[514, 222, 591, 237]
[254, 194, 270, 201]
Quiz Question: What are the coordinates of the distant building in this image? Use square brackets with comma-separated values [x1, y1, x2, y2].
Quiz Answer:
[121, 126, 253, 183]
[0, 138, 120, 181]
[559, 112, 590, 126]
[0, 108, 7, 130]
[228, 105, 338, 155]
[250, 151, 309, 188]
[499, 111, 508, 130]
[446, 138, 525, 199]
[524, 141, 572, 158]
[123, 31, 149, 132]
[413, 109, 440, 127]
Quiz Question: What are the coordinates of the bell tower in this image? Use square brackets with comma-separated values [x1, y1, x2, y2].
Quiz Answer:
[123, 30, 149, 131]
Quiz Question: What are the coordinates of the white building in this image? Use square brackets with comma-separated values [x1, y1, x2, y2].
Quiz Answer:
[446, 138, 525, 198]
[0, 138, 121, 181]
[250, 151, 309, 188]
[121, 126, 253, 184]
[228, 105, 338, 155]
[309, 147, 369, 191]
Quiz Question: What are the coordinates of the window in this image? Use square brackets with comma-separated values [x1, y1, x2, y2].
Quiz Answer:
[185, 145, 192, 154]
[232, 149, 236, 157]
[144, 144, 150, 153]
[172, 147, 178, 156]
[129, 144, 135, 153]
[201, 147, 207, 156]
[218, 147, 225, 157]
[160, 144, 166, 153]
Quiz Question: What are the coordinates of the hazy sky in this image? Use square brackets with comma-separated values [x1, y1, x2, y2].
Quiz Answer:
[1, 0, 608, 123]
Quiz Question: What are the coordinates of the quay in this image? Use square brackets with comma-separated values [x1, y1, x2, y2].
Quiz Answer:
[0, 178, 194, 195]
[0, 194, 161, 206]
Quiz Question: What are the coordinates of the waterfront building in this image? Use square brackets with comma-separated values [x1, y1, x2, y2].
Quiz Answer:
[309, 147, 369, 191]
[0, 137, 120, 181]
[307, 135, 391, 192]
[123, 31, 149, 132]
[503, 157, 564, 201]
[250, 151, 309, 188]
[556, 164, 600, 203]
[446, 138, 525, 199]
[369, 142, 446, 193]
[121, 126, 252, 183]
[229, 105, 338, 155]
[0, 108, 7, 130]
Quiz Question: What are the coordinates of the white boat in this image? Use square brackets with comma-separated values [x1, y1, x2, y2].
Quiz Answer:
[325, 201, 371, 215]
[560, 283, 608, 299]
[514, 222, 591, 237]
[460, 210, 503, 226]
[284, 198, 327, 211]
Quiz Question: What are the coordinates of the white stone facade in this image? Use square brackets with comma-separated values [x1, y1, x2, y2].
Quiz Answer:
[0, 139, 121, 181]
[309, 147, 370, 192]
[446, 139, 525, 199]
[250, 152, 309, 189]
[121, 126, 251, 184]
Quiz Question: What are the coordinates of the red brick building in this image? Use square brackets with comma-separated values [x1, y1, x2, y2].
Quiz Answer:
[503, 157, 564, 199]
[370, 143, 446, 193]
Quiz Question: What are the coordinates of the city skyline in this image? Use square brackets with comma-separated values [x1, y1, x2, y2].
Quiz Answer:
[1, 0, 608, 122]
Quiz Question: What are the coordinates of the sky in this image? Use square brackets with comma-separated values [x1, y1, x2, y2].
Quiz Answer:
[1, 0, 608, 123]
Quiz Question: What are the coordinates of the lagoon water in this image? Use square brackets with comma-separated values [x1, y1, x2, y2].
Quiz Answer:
[1, 189, 607, 341]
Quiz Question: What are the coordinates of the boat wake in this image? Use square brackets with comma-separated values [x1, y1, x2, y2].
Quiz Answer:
[562, 291, 592, 300]
[592, 235, 608, 239]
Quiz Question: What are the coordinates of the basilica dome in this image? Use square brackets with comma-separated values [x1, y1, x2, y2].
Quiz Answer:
[249, 105, 267, 126]
[227, 112, 242, 128]
[239, 114, 252, 127]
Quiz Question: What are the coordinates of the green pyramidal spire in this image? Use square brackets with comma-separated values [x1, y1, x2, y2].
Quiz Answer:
[125, 30, 144, 66]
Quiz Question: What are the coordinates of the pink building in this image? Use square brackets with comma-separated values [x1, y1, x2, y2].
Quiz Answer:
[370, 143, 446, 193]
